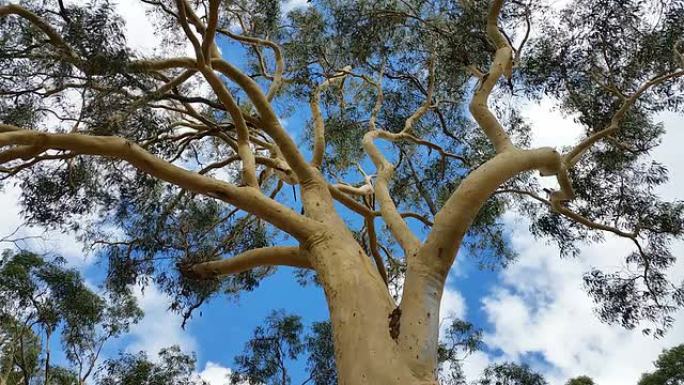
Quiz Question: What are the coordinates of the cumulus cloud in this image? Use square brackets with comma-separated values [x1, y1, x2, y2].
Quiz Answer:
[475, 99, 684, 385]
[126, 284, 198, 355]
[0, 184, 92, 267]
[197, 362, 234, 385]
[482, 214, 684, 385]
[440, 283, 468, 330]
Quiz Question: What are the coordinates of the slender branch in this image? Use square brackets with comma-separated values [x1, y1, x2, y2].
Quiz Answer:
[564, 70, 684, 167]
[310, 66, 351, 168]
[201, 0, 220, 61]
[363, 129, 421, 255]
[0, 4, 76, 59]
[469, 46, 515, 153]
[218, 27, 286, 101]
[495, 188, 638, 239]
[402, 58, 434, 134]
[365, 217, 389, 286]
[175, 0, 205, 64]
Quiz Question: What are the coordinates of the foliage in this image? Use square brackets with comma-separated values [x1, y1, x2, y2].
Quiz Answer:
[0, 250, 142, 384]
[232, 310, 305, 385]
[97, 345, 207, 385]
[477, 362, 548, 385]
[235, 312, 491, 385]
[1, 0, 684, 382]
[638, 344, 684, 385]
[438, 319, 484, 385]
[305, 321, 337, 385]
[565, 376, 595, 385]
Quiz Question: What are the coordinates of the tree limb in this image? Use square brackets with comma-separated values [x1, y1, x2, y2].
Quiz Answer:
[185, 246, 311, 279]
[0, 126, 319, 241]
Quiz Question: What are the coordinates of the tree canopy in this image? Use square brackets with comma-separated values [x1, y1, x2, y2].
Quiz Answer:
[638, 344, 684, 385]
[566, 376, 596, 385]
[0, 250, 141, 385]
[1, 0, 683, 383]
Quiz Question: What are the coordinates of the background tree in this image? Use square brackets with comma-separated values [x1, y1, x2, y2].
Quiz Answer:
[0, 250, 142, 385]
[96, 346, 207, 385]
[477, 363, 547, 385]
[230, 311, 336, 385]
[566, 376, 596, 385]
[638, 344, 684, 385]
[1, 0, 683, 383]
[437, 319, 483, 385]
[231, 310, 304, 385]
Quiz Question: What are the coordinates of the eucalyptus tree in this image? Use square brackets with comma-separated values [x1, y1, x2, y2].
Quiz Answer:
[565, 376, 595, 385]
[0, 251, 141, 385]
[638, 344, 684, 385]
[477, 363, 547, 385]
[96, 346, 207, 385]
[232, 312, 481, 385]
[230, 310, 338, 385]
[231, 310, 305, 385]
[1, 0, 684, 384]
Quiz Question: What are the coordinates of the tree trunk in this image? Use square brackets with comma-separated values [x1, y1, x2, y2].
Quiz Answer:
[305, 227, 439, 385]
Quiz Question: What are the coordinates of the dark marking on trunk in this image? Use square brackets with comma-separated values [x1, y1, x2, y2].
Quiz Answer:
[388, 307, 402, 341]
[438, 248, 443, 259]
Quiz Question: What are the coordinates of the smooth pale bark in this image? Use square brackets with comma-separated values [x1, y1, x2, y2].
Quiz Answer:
[304, 225, 438, 385]
[5, 1, 681, 384]
[189, 247, 311, 278]
[398, 148, 563, 377]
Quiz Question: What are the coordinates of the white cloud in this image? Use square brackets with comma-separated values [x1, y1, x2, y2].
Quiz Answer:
[197, 362, 234, 385]
[196, 361, 252, 385]
[652, 111, 684, 201]
[113, 0, 160, 55]
[282, 0, 309, 15]
[440, 284, 467, 331]
[127, 284, 197, 356]
[462, 351, 493, 382]
[482, 215, 684, 385]
[522, 98, 583, 150]
[0, 184, 92, 267]
[474, 99, 684, 385]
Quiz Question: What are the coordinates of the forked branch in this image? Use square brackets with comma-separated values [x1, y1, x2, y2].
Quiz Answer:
[0, 127, 318, 241]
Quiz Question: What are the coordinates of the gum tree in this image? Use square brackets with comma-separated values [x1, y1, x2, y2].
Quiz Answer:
[1, 0, 683, 384]
[0, 251, 141, 385]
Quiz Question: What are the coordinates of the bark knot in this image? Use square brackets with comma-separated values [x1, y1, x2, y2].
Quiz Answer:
[388, 307, 402, 341]
[301, 230, 333, 251]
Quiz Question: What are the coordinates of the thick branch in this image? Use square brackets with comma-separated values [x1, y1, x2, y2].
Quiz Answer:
[487, 0, 509, 49]
[469, 45, 515, 153]
[0, 126, 319, 241]
[186, 246, 310, 279]
[396, 148, 562, 379]
[211, 59, 315, 184]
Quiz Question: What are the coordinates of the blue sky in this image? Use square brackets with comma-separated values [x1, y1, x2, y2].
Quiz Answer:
[1, 1, 684, 384]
